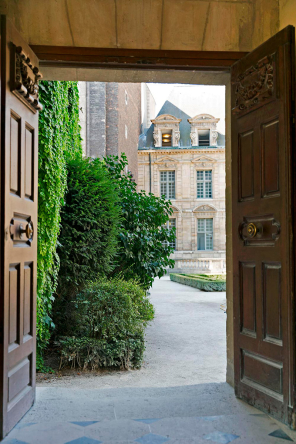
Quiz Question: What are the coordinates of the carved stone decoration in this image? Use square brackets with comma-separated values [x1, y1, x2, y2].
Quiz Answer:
[198, 205, 215, 212]
[153, 131, 160, 146]
[151, 114, 182, 147]
[232, 54, 275, 115]
[190, 132, 197, 146]
[12, 46, 43, 113]
[211, 131, 218, 145]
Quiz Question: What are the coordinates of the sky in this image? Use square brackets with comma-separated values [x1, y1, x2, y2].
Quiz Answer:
[145, 83, 226, 134]
[147, 83, 178, 114]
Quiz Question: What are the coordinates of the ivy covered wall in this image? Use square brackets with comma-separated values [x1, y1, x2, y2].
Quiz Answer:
[37, 81, 82, 370]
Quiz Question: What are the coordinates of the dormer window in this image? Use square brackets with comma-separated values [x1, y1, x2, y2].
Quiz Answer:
[188, 114, 220, 147]
[151, 114, 181, 147]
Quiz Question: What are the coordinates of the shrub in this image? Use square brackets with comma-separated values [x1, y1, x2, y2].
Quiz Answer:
[53, 157, 122, 336]
[105, 154, 176, 290]
[57, 157, 121, 291]
[170, 273, 226, 291]
[56, 278, 154, 369]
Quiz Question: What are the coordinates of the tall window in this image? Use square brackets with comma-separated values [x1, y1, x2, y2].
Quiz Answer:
[198, 129, 210, 146]
[197, 219, 213, 250]
[197, 170, 212, 198]
[160, 171, 175, 199]
[164, 218, 176, 250]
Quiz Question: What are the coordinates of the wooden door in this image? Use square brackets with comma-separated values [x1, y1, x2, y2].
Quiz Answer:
[0, 16, 42, 438]
[232, 26, 295, 424]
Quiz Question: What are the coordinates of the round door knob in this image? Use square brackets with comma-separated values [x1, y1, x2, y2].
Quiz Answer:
[26, 221, 34, 240]
[247, 222, 257, 238]
[20, 222, 34, 240]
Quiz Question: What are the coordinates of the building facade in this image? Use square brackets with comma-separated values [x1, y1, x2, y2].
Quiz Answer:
[78, 82, 141, 182]
[138, 86, 226, 274]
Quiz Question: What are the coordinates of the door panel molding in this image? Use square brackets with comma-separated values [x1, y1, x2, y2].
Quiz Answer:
[0, 15, 40, 439]
[232, 25, 295, 424]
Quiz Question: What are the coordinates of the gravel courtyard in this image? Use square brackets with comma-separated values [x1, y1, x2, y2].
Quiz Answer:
[37, 276, 226, 388]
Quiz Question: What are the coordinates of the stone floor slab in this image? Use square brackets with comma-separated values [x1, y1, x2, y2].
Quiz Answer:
[84, 419, 150, 441]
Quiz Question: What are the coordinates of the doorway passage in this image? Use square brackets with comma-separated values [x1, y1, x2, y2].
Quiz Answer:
[1, 17, 296, 441]
[5, 278, 296, 443]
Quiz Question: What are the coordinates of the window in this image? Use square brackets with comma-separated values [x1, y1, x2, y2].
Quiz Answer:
[160, 171, 175, 199]
[197, 170, 212, 198]
[162, 130, 172, 146]
[198, 129, 210, 146]
[163, 218, 176, 250]
[197, 219, 213, 250]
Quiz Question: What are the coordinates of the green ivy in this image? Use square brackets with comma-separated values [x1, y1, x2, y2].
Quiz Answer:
[37, 81, 82, 370]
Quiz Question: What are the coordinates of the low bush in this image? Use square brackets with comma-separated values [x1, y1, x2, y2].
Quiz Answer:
[55, 278, 154, 369]
[170, 273, 226, 291]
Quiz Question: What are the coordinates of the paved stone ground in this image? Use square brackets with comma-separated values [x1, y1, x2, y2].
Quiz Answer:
[4, 278, 296, 443]
[36, 276, 227, 388]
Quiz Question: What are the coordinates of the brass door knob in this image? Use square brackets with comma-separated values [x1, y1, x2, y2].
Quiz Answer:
[20, 221, 34, 240]
[247, 222, 257, 238]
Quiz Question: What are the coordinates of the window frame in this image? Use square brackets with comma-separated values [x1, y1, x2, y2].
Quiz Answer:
[197, 218, 213, 251]
[160, 170, 176, 199]
[196, 169, 213, 199]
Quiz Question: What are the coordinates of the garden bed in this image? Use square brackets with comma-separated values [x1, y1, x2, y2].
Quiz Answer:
[170, 273, 226, 291]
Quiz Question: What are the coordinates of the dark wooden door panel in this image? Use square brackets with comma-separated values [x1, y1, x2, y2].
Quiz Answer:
[0, 16, 41, 438]
[232, 26, 295, 424]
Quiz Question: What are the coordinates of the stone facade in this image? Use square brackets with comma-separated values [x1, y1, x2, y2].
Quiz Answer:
[78, 82, 141, 182]
[138, 145, 226, 274]
[139, 87, 226, 274]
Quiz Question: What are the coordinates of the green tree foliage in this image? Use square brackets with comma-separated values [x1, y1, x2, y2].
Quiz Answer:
[105, 154, 175, 290]
[56, 278, 154, 369]
[53, 157, 122, 335]
[37, 81, 82, 370]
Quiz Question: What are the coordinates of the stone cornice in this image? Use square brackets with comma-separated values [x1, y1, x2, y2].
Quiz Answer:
[138, 147, 225, 155]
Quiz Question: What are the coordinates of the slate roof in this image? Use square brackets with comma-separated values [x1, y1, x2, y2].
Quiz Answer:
[139, 100, 225, 150]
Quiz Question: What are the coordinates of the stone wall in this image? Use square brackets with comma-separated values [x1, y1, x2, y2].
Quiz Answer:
[78, 82, 140, 180]
[2, 0, 279, 53]
[106, 83, 119, 157]
[87, 82, 107, 158]
[280, 0, 296, 32]
[118, 84, 141, 183]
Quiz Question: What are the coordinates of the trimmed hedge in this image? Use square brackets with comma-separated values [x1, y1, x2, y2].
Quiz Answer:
[55, 278, 154, 370]
[56, 335, 145, 370]
[170, 273, 226, 291]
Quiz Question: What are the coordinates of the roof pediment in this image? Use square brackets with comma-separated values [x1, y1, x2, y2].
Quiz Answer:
[154, 155, 179, 164]
[193, 204, 217, 213]
[171, 204, 181, 213]
[151, 114, 182, 124]
[188, 114, 220, 124]
[191, 155, 217, 163]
